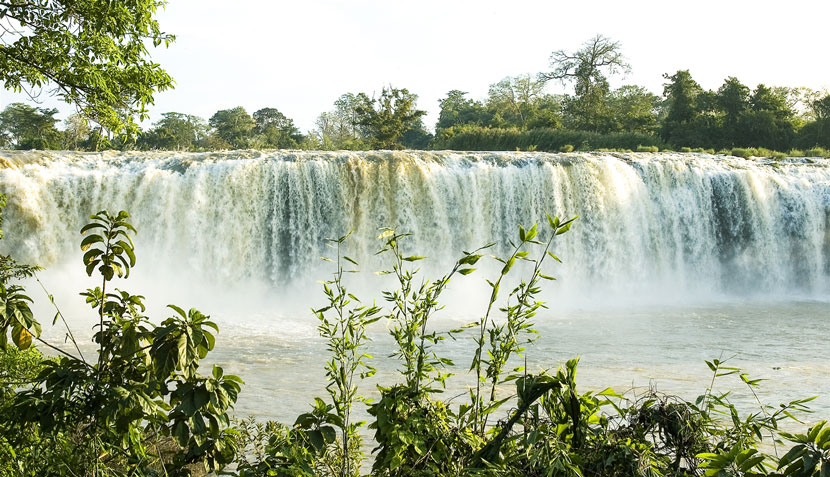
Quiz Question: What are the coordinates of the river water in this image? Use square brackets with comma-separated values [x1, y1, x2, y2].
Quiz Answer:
[1, 149, 828, 422]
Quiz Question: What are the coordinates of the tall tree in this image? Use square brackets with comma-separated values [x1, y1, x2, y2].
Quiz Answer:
[354, 87, 426, 150]
[740, 84, 796, 150]
[486, 75, 561, 130]
[209, 107, 256, 149]
[661, 70, 705, 147]
[541, 35, 630, 131]
[62, 114, 91, 150]
[0, 0, 174, 135]
[435, 90, 490, 133]
[252, 108, 303, 149]
[141, 112, 208, 150]
[314, 93, 366, 150]
[0, 102, 62, 149]
[716, 76, 750, 142]
[796, 94, 830, 148]
[605, 85, 660, 133]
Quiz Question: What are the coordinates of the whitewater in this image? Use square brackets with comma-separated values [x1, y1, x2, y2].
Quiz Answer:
[1, 149, 828, 420]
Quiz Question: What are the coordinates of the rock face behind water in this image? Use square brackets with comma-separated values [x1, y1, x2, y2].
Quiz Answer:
[1, 149, 828, 297]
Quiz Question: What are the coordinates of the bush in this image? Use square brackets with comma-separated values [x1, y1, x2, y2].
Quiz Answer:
[637, 145, 659, 152]
[560, 144, 574, 152]
[731, 147, 751, 158]
[704, 148, 715, 154]
[680, 147, 692, 153]
[0, 210, 242, 476]
[431, 125, 667, 152]
[805, 147, 828, 157]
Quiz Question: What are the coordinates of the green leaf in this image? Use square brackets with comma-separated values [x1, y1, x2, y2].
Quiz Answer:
[11, 324, 32, 350]
[80, 222, 107, 234]
[116, 240, 136, 266]
[343, 256, 358, 266]
[80, 234, 104, 251]
[403, 256, 425, 262]
[525, 223, 538, 241]
[458, 268, 476, 275]
[546, 251, 562, 263]
[458, 254, 483, 266]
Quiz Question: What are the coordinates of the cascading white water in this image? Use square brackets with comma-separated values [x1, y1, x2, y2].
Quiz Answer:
[0, 149, 828, 299]
[2, 149, 830, 421]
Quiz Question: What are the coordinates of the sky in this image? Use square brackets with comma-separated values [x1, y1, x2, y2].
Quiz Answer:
[2, 0, 829, 133]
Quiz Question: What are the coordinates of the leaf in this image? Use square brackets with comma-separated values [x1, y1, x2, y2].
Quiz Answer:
[546, 251, 562, 263]
[556, 221, 573, 235]
[377, 229, 394, 240]
[403, 256, 425, 262]
[458, 268, 476, 275]
[343, 256, 358, 266]
[458, 254, 483, 266]
[11, 324, 32, 350]
[116, 240, 136, 266]
[80, 234, 104, 251]
[80, 222, 107, 234]
[525, 223, 538, 241]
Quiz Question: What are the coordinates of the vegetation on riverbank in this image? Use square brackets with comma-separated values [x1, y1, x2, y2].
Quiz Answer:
[1, 203, 828, 476]
[2, 32, 829, 154]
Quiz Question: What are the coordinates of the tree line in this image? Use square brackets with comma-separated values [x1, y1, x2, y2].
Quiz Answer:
[2, 35, 828, 153]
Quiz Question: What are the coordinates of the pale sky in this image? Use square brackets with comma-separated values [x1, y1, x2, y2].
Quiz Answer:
[2, 0, 829, 133]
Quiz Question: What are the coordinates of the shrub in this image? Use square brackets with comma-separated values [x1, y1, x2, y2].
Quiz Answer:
[637, 145, 659, 152]
[0, 210, 242, 476]
[731, 147, 751, 158]
[704, 148, 715, 154]
[560, 144, 574, 152]
[805, 147, 828, 157]
[431, 125, 667, 152]
[680, 147, 692, 153]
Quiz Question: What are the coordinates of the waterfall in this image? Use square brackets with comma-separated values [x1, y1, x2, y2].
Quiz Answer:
[1, 149, 828, 299]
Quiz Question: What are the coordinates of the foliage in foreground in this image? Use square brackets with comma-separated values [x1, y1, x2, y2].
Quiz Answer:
[0, 202, 828, 476]
[231, 219, 829, 477]
[0, 203, 241, 476]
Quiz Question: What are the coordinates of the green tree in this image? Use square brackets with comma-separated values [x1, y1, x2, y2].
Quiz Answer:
[209, 107, 256, 149]
[796, 94, 830, 148]
[486, 75, 562, 130]
[0, 102, 62, 149]
[0, 0, 174, 136]
[739, 84, 796, 150]
[811, 94, 830, 120]
[541, 35, 630, 132]
[252, 108, 304, 149]
[62, 113, 91, 150]
[354, 87, 426, 149]
[314, 93, 368, 150]
[716, 76, 750, 146]
[435, 90, 490, 134]
[141, 112, 208, 150]
[399, 120, 433, 150]
[660, 70, 707, 147]
[606, 85, 660, 133]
